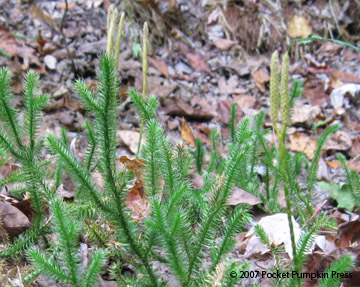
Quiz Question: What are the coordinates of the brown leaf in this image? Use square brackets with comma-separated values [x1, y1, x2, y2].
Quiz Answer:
[117, 130, 140, 154]
[218, 75, 242, 95]
[31, 6, 57, 29]
[11, 199, 35, 222]
[190, 173, 203, 190]
[150, 56, 169, 79]
[349, 154, 360, 173]
[125, 180, 149, 222]
[288, 132, 317, 159]
[328, 68, 360, 84]
[118, 156, 149, 222]
[227, 187, 262, 206]
[287, 15, 312, 38]
[303, 76, 329, 106]
[217, 100, 231, 124]
[185, 52, 210, 73]
[0, 26, 19, 57]
[117, 156, 145, 180]
[349, 136, 360, 158]
[233, 95, 256, 109]
[58, 2, 76, 9]
[326, 160, 341, 169]
[18, 46, 42, 71]
[181, 118, 195, 148]
[213, 38, 236, 51]
[151, 82, 178, 99]
[335, 220, 360, 248]
[251, 68, 270, 93]
[291, 101, 321, 126]
[0, 201, 31, 237]
[325, 131, 352, 151]
[163, 98, 215, 120]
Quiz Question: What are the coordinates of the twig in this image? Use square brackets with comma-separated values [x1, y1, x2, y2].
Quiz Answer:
[302, 200, 327, 229]
[60, 0, 77, 75]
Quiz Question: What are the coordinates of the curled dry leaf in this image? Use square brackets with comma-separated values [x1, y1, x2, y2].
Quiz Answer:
[288, 131, 317, 159]
[291, 102, 321, 127]
[227, 187, 262, 206]
[325, 131, 352, 151]
[163, 98, 215, 120]
[117, 156, 145, 181]
[251, 68, 270, 93]
[150, 56, 169, 79]
[117, 156, 149, 222]
[181, 118, 195, 148]
[335, 219, 360, 248]
[117, 130, 140, 154]
[0, 201, 31, 237]
[213, 38, 236, 51]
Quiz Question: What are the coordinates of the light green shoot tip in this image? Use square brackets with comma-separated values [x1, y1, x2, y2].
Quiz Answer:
[106, 5, 125, 69]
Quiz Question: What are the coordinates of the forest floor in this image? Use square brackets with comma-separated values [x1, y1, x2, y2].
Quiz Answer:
[0, 0, 360, 286]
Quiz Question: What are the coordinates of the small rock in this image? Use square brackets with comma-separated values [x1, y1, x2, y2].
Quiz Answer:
[44, 55, 57, 70]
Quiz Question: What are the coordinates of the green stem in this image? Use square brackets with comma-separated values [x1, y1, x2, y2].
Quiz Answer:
[278, 139, 300, 286]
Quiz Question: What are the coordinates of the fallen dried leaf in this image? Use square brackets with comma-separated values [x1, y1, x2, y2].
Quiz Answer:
[335, 219, 360, 248]
[0, 201, 31, 237]
[163, 98, 215, 120]
[218, 75, 245, 95]
[233, 95, 256, 109]
[245, 213, 303, 258]
[287, 15, 312, 38]
[288, 132, 317, 159]
[117, 156, 145, 180]
[251, 68, 270, 93]
[31, 6, 57, 29]
[117, 130, 140, 154]
[59, 2, 76, 9]
[0, 26, 19, 57]
[291, 101, 321, 127]
[325, 131, 352, 151]
[303, 76, 329, 106]
[326, 160, 341, 169]
[213, 38, 236, 51]
[181, 118, 195, 148]
[150, 56, 169, 79]
[349, 154, 360, 173]
[349, 136, 360, 158]
[227, 187, 262, 206]
[117, 156, 148, 222]
[185, 51, 210, 73]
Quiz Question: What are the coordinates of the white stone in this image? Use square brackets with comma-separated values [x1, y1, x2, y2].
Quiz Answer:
[44, 55, 57, 70]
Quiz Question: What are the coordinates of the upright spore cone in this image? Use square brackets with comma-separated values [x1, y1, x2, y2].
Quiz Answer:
[280, 52, 290, 129]
[270, 50, 279, 125]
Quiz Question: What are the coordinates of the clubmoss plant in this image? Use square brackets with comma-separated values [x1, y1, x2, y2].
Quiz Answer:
[269, 51, 342, 286]
[0, 69, 51, 258]
[28, 198, 107, 287]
